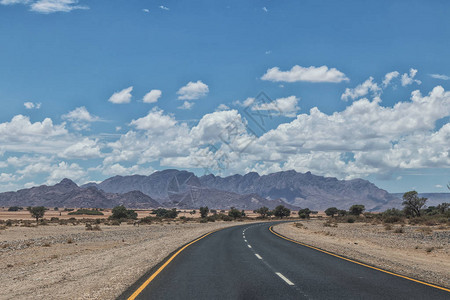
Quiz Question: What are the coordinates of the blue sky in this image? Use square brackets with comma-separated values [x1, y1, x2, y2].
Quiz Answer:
[0, 0, 449, 193]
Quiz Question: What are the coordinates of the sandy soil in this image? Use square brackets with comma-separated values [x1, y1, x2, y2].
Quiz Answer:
[0, 221, 247, 300]
[274, 220, 450, 288]
[0, 208, 265, 220]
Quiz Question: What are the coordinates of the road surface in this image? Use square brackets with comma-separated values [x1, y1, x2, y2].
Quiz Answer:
[120, 222, 449, 299]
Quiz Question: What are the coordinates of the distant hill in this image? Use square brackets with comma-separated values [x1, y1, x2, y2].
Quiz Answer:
[4, 170, 445, 211]
[83, 169, 398, 211]
[0, 178, 161, 209]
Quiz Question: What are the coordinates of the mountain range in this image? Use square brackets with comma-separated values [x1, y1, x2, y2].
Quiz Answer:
[1, 169, 448, 210]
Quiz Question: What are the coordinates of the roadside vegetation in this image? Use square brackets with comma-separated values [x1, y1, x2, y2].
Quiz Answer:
[321, 191, 449, 228]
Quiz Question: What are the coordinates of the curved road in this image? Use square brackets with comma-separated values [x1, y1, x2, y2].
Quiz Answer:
[120, 222, 449, 300]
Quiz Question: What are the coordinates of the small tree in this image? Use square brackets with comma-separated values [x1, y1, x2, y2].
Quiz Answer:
[199, 206, 209, 218]
[29, 206, 46, 224]
[298, 208, 311, 219]
[325, 207, 338, 217]
[228, 207, 242, 220]
[254, 206, 269, 218]
[273, 205, 291, 219]
[337, 209, 347, 216]
[111, 205, 138, 219]
[349, 204, 365, 216]
[402, 191, 427, 217]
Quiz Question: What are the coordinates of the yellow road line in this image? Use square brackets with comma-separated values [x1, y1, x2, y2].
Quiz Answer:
[269, 225, 450, 293]
[127, 228, 222, 300]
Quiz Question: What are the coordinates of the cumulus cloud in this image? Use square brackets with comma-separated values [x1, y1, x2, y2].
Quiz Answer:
[262, 6, 268, 12]
[401, 68, 421, 86]
[61, 138, 102, 159]
[31, 0, 88, 13]
[382, 71, 400, 87]
[130, 107, 177, 132]
[216, 104, 230, 111]
[430, 74, 450, 80]
[142, 89, 162, 103]
[108, 86, 133, 104]
[45, 161, 86, 184]
[62, 106, 100, 122]
[0, 115, 103, 160]
[24, 102, 41, 109]
[142, 8, 149, 13]
[62, 107, 101, 131]
[341, 77, 381, 101]
[177, 80, 209, 100]
[158, 5, 169, 10]
[261, 65, 349, 83]
[252, 96, 300, 117]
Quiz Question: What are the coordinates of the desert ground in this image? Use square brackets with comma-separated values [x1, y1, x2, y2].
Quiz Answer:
[274, 220, 450, 288]
[0, 208, 270, 221]
[0, 220, 253, 300]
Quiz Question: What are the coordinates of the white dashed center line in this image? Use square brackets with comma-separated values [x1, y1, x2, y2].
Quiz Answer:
[276, 272, 295, 286]
[255, 254, 262, 260]
[248, 245, 252, 248]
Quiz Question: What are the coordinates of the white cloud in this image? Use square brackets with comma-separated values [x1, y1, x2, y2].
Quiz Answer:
[430, 74, 450, 80]
[261, 65, 349, 83]
[130, 107, 177, 132]
[89, 84, 450, 181]
[142, 8, 149, 13]
[216, 104, 230, 111]
[177, 80, 209, 100]
[45, 161, 86, 184]
[100, 163, 154, 176]
[31, 0, 88, 13]
[178, 101, 194, 110]
[382, 71, 400, 87]
[60, 138, 102, 159]
[0, 114, 105, 159]
[158, 5, 169, 10]
[0, 0, 31, 4]
[265, 50, 271, 55]
[341, 77, 381, 101]
[62, 106, 101, 131]
[435, 184, 443, 188]
[234, 97, 254, 107]
[401, 68, 421, 86]
[142, 89, 162, 103]
[62, 106, 100, 122]
[262, 6, 268, 12]
[252, 96, 300, 117]
[108, 86, 133, 104]
[24, 102, 41, 109]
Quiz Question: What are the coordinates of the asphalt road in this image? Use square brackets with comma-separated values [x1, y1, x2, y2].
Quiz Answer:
[120, 222, 449, 300]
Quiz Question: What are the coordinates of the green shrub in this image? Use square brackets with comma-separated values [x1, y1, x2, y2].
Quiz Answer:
[110, 205, 137, 220]
[228, 207, 243, 220]
[349, 205, 365, 216]
[8, 206, 22, 211]
[151, 208, 178, 219]
[347, 217, 355, 223]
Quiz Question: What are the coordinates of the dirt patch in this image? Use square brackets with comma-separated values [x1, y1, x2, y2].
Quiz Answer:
[274, 220, 449, 288]
[0, 221, 246, 299]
